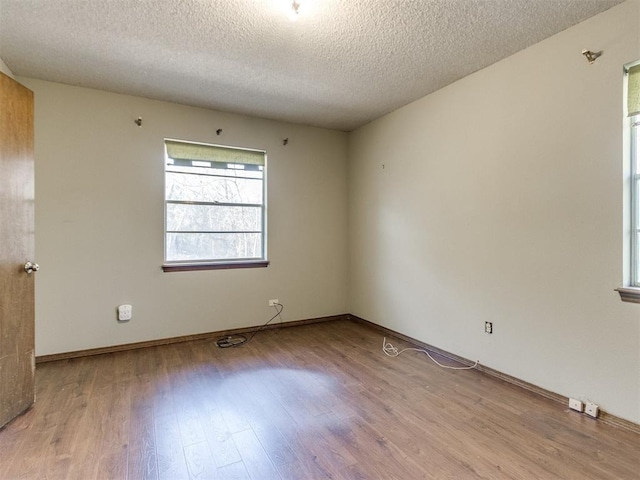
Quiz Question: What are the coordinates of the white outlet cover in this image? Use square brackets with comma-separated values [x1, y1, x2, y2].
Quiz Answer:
[118, 304, 132, 322]
[569, 398, 584, 412]
[585, 402, 599, 418]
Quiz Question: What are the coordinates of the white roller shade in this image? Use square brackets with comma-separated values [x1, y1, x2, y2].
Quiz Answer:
[165, 140, 265, 166]
[628, 64, 640, 117]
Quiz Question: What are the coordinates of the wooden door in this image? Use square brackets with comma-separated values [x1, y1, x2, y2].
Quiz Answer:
[0, 72, 35, 429]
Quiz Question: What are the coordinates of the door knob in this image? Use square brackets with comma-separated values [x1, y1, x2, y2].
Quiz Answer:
[24, 262, 39, 274]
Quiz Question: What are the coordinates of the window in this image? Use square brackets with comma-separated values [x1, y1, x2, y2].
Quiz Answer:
[163, 139, 268, 271]
[618, 62, 640, 302]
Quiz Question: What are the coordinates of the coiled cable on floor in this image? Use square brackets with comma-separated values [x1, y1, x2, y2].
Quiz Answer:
[383, 337, 478, 370]
[216, 303, 284, 348]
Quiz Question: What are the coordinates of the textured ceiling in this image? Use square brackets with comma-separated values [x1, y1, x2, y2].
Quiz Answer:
[0, 0, 624, 131]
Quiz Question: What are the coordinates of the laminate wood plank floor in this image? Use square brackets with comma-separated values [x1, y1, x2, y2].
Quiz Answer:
[0, 319, 639, 479]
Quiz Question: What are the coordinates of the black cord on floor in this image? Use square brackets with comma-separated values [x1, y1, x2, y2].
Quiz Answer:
[215, 303, 284, 348]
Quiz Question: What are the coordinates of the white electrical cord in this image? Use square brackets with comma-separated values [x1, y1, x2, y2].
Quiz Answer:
[382, 337, 478, 370]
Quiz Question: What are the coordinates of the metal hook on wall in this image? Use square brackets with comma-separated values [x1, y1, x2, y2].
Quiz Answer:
[134, 117, 142, 127]
[283, 138, 289, 146]
[216, 129, 222, 135]
[582, 49, 602, 64]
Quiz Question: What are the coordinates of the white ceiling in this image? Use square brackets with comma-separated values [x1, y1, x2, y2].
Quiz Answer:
[0, 0, 624, 131]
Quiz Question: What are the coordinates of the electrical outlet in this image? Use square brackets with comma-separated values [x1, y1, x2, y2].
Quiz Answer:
[585, 401, 599, 418]
[268, 299, 279, 307]
[569, 398, 584, 412]
[117, 304, 132, 322]
[484, 321, 493, 334]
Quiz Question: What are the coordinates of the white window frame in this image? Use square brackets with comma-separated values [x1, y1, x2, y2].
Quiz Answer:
[631, 119, 639, 287]
[162, 139, 268, 272]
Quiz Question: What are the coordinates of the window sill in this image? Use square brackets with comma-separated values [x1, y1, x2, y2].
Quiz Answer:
[162, 260, 269, 272]
[615, 287, 640, 304]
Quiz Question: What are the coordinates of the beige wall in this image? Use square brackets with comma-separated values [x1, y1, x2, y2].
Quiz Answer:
[348, 1, 640, 424]
[22, 78, 348, 356]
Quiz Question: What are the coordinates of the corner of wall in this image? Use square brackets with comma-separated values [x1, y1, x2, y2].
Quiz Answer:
[0, 57, 15, 79]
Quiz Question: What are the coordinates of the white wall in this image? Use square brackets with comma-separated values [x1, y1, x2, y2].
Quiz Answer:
[22, 78, 348, 356]
[349, 1, 640, 424]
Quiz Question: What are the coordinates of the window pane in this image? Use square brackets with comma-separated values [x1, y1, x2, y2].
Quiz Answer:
[166, 232, 262, 261]
[636, 176, 640, 227]
[166, 171, 263, 204]
[167, 204, 262, 232]
[168, 164, 263, 179]
[635, 125, 640, 173]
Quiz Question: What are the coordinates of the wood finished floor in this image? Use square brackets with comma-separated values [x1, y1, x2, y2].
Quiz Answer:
[0, 320, 639, 479]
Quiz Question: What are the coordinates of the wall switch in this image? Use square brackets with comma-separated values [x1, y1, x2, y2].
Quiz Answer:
[117, 304, 132, 322]
[585, 401, 599, 418]
[268, 299, 279, 307]
[484, 321, 493, 334]
[569, 398, 584, 412]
